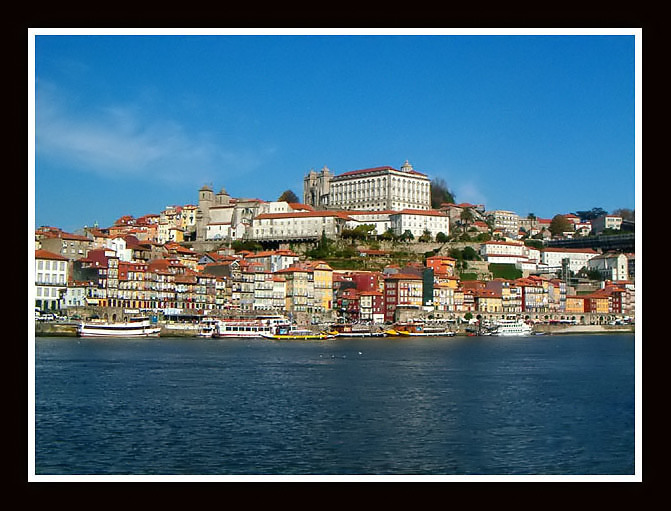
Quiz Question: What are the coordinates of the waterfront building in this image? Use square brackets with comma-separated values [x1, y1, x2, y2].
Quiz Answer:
[275, 265, 313, 318]
[485, 279, 522, 314]
[472, 288, 503, 314]
[35, 249, 69, 311]
[432, 282, 456, 315]
[309, 261, 334, 313]
[337, 287, 361, 322]
[359, 290, 384, 323]
[383, 272, 423, 322]
[303, 161, 431, 212]
[565, 295, 587, 314]
[516, 277, 548, 314]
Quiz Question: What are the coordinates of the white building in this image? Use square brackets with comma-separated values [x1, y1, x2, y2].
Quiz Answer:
[343, 210, 394, 235]
[588, 252, 629, 281]
[250, 210, 353, 241]
[541, 247, 599, 273]
[304, 161, 431, 212]
[486, 210, 520, 235]
[591, 215, 623, 234]
[480, 240, 527, 258]
[35, 249, 69, 311]
[390, 209, 450, 238]
[106, 235, 133, 262]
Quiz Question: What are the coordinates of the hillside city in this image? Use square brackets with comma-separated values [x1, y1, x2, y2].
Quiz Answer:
[34, 162, 636, 328]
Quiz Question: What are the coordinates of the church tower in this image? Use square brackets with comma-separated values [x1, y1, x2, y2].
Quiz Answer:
[303, 166, 332, 210]
[195, 184, 214, 241]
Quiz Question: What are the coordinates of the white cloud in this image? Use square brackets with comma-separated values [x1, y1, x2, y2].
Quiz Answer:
[35, 82, 268, 186]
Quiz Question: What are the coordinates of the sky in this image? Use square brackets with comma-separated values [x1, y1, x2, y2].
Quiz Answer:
[31, 29, 639, 234]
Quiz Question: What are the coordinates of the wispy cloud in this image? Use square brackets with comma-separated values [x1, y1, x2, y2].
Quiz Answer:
[454, 180, 488, 206]
[35, 81, 269, 186]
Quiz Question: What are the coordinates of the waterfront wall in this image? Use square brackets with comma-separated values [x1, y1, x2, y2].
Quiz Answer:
[34, 320, 634, 338]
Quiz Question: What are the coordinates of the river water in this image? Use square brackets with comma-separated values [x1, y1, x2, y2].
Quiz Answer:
[32, 333, 636, 479]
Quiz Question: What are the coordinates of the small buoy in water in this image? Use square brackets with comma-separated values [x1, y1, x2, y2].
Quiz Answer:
[358, 352, 362, 355]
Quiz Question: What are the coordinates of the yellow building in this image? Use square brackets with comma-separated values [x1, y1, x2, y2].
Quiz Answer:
[309, 261, 334, 312]
[473, 289, 503, 314]
[565, 296, 586, 314]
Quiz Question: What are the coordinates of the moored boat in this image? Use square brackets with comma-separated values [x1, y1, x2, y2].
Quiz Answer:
[197, 318, 219, 338]
[491, 319, 533, 337]
[214, 315, 290, 338]
[77, 317, 161, 338]
[393, 322, 455, 337]
[261, 325, 335, 340]
[328, 323, 387, 338]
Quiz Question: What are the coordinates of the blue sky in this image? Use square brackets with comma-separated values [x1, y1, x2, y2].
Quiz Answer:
[31, 29, 638, 233]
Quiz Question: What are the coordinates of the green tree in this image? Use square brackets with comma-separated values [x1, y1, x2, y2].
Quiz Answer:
[460, 207, 474, 231]
[430, 177, 456, 208]
[462, 246, 480, 261]
[575, 207, 607, 222]
[549, 214, 573, 237]
[435, 231, 449, 243]
[278, 190, 299, 203]
[379, 228, 396, 241]
[418, 229, 433, 242]
[612, 208, 635, 221]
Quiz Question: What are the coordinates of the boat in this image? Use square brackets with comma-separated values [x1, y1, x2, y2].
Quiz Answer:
[77, 317, 161, 338]
[261, 325, 335, 340]
[491, 319, 533, 337]
[328, 323, 387, 338]
[393, 322, 456, 337]
[213, 315, 290, 338]
[197, 317, 219, 338]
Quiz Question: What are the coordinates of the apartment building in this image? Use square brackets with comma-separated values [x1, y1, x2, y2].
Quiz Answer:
[35, 250, 69, 311]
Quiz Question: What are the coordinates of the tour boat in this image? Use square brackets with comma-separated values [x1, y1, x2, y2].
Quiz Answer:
[491, 319, 533, 337]
[214, 315, 290, 338]
[396, 323, 455, 337]
[328, 323, 388, 338]
[261, 325, 335, 340]
[77, 317, 161, 338]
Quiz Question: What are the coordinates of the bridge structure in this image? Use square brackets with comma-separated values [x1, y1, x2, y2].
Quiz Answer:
[544, 233, 636, 252]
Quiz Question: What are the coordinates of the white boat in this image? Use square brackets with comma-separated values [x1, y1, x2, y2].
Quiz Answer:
[197, 318, 219, 338]
[214, 315, 290, 338]
[491, 319, 533, 337]
[77, 317, 161, 338]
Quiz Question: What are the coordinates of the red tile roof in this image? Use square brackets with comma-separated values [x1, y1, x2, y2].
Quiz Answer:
[335, 165, 428, 179]
[35, 249, 69, 261]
